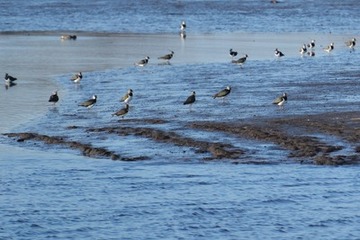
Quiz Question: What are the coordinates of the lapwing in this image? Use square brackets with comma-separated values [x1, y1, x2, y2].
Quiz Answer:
[213, 86, 231, 99]
[180, 20, 186, 32]
[78, 95, 97, 108]
[299, 44, 307, 55]
[307, 39, 315, 49]
[48, 90, 59, 105]
[135, 56, 150, 67]
[120, 89, 133, 104]
[274, 48, 285, 57]
[4, 73, 17, 84]
[324, 43, 334, 53]
[112, 104, 129, 118]
[345, 38, 356, 49]
[61, 35, 77, 40]
[231, 54, 248, 65]
[273, 92, 287, 105]
[71, 72, 82, 83]
[158, 51, 174, 61]
[183, 91, 196, 110]
[229, 49, 238, 58]
[307, 51, 315, 57]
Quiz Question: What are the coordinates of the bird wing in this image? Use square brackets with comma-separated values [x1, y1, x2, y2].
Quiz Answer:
[214, 89, 229, 98]
[272, 96, 283, 104]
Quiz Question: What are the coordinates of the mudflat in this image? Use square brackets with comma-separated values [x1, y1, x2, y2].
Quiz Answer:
[1, 31, 358, 165]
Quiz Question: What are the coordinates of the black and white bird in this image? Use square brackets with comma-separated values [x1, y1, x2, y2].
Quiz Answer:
[274, 48, 285, 57]
[345, 38, 356, 49]
[120, 89, 133, 104]
[135, 56, 150, 67]
[229, 48, 238, 58]
[299, 44, 307, 55]
[183, 91, 196, 108]
[324, 43, 334, 53]
[180, 20, 186, 32]
[78, 95, 97, 108]
[158, 51, 174, 61]
[4, 73, 17, 84]
[231, 54, 248, 65]
[61, 35, 77, 40]
[112, 104, 129, 118]
[307, 39, 315, 49]
[307, 51, 315, 57]
[48, 90, 59, 105]
[273, 92, 287, 108]
[213, 86, 231, 99]
[71, 72, 82, 83]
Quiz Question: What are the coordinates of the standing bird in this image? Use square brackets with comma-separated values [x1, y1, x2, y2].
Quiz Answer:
[273, 92, 287, 108]
[299, 44, 307, 55]
[135, 56, 150, 67]
[120, 89, 133, 104]
[231, 54, 248, 65]
[345, 38, 356, 49]
[48, 90, 59, 105]
[78, 95, 97, 108]
[324, 43, 334, 53]
[229, 48, 238, 58]
[274, 48, 285, 57]
[71, 72, 82, 83]
[4, 73, 17, 84]
[112, 104, 129, 118]
[183, 91, 196, 109]
[158, 51, 174, 62]
[213, 86, 231, 100]
[307, 39, 315, 49]
[180, 20, 186, 32]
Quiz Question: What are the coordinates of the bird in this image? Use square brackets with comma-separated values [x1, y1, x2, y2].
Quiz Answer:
[273, 93, 287, 109]
[307, 51, 315, 57]
[4, 73, 17, 84]
[274, 48, 285, 57]
[273, 92, 287, 105]
[231, 54, 248, 65]
[324, 43, 334, 52]
[112, 104, 129, 118]
[307, 39, 315, 49]
[345, 38, 356, 49]
[180, 20, 186, 32]
[135, 56, 150, 67]
[120, 89, 133, 104]
[183, 91, 196, 107]
[158, 51, 174, 61]
[78, 95, 97, 108]
[71, 72, 82, 83]
[213, 86, 231, 99]
[48, 90, 59, 105]
[229, 49, 238, 58]
[299, 44, 307, 55]
[61, 35, 77, 40]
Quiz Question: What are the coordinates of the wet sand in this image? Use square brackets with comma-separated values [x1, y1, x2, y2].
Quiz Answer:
[0, 31, 357, 164]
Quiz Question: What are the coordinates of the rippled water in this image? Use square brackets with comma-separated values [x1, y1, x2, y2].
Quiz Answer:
[1, 151, 360, 239]
[1, 0, 360, 34]
[1, 1, 360, 239]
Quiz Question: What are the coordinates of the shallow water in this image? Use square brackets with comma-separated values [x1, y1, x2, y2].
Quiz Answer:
[1, 1, 360, 239]
[1, 153, 360, 240]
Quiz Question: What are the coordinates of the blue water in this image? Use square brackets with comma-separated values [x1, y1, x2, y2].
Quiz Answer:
[1, 1, 360, 239]
[1, 0, 360, 34]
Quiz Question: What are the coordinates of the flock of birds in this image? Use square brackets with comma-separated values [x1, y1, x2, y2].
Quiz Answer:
[3, 20, 357, 118]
